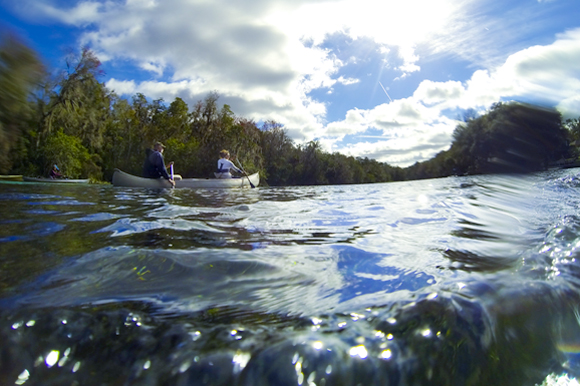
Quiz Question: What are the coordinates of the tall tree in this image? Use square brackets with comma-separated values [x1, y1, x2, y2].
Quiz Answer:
[37, 47, 106, 149]
[260, 121, 295, 185]
[100, 95, 141, 178]
[296, 141, 327, 185]
[228, 118, 262, 173]
[0, 33, 44, 173]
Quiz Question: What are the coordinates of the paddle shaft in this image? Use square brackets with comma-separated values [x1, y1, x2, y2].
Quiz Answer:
[236, 159, 255, 188]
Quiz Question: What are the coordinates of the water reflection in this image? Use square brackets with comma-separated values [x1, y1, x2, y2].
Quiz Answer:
[2, 170, 580, 384]
[334, 246, 434, 302]
[0, 244, 435, 319]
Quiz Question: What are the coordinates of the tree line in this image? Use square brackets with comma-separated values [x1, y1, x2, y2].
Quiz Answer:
[406, 102, 578, 179]
[0, 34, 577, 185]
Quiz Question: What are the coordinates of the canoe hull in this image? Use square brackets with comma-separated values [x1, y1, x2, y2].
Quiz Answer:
[23, 177, 89, 183]
[0, 175, 23, 181]
[112, 169, 259, 189]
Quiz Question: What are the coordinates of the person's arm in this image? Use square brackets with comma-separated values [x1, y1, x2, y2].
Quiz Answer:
[158, 155, 175, 186]
[227, 159, 242, 173]
[154, 153, 172, 180]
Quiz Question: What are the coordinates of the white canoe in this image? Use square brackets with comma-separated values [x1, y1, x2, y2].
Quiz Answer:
[23, 177, 89, 183]
[112, 169, 259, 189]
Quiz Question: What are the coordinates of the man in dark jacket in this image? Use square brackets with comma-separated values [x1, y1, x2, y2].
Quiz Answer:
[142, 142, 175, 187]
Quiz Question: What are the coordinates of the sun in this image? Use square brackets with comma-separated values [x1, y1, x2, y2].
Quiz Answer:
[272, 0, 460, 49]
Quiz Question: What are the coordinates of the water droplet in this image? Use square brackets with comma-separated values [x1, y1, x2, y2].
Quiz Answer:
[46, 350, 60, 367]
[349, 345, 368, 359]
[179, 360, 191, 373]
[380, 349, 392, 360]
[292, 352, 299, 365]
[15, 369, 29, 385]
[233, 351, 251, 373]
[307, 371, 317, 384]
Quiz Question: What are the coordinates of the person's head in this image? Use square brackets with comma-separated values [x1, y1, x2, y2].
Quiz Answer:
[219, 149, 230, 159]
[53, 164, 59, 171]
[154, 142, 165, 152]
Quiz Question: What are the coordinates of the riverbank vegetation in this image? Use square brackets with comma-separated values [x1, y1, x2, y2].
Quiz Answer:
[1, 36, 577, 185]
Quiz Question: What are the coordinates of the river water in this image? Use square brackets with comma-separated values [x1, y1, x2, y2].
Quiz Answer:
[2, 170, 580, 385]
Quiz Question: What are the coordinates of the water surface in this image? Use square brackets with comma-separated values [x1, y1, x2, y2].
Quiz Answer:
[2, 170, 580, 385]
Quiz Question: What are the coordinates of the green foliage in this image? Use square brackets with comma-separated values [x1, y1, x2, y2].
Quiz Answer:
[260, 121, 296, 185]
[294, 141, 326, 185]
[38, 129, 99, 178]
[164, 137, 201, 178]
[227, 118, 263, 174]
[99, 96, 140, 178]
[408, 102, 572, 179]
[38, 47, 108, 149]
[564, 118, 580, 141]
[0, 33, 44, 173]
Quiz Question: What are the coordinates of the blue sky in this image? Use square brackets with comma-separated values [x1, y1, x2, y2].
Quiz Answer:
[2, 0, 580, 167]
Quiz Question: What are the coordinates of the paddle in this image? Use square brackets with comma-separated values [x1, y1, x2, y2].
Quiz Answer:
[170, 163, 175, 188]
[236, 158, 255, 188]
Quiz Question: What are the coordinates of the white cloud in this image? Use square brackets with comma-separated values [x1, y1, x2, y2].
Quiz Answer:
[413, 80, 464, 107]
[368, 98, 444, 129]
[325, 108, 368, 136]
[337, 76, 359, 86]
[324, 94, 459, 166]
[29, 1, 102, 25]
[335, 120, 455, 166]
[459, 27, 580, 118]
[105, 79, 137, 96]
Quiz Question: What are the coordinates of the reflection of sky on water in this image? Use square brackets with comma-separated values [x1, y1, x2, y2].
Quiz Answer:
[0, 172, 543, 318]
[2, 243, 436, 319]
[0, 221, 66, 243]
[334, 246, 434, 302]
[28, 222, 66, 236]
[4, 170, 580, 385]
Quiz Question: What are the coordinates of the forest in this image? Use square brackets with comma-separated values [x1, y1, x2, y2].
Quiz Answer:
[1, 34, 579, 186]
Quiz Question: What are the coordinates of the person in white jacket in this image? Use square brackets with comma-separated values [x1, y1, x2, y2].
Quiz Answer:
[215, 149, 242, 178]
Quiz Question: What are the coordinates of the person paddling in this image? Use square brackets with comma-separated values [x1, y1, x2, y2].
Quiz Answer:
[142, 141, 175, 187]
[49, 164, 62, 179]
[215, 149, 242, 179]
